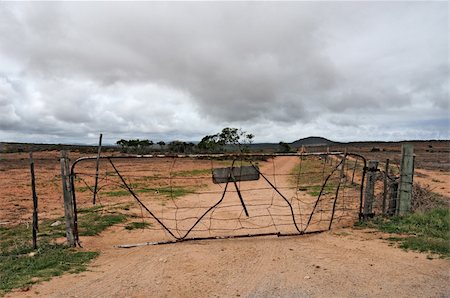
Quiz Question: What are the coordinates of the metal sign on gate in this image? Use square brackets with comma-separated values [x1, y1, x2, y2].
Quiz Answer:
[212, 165, 260, 183]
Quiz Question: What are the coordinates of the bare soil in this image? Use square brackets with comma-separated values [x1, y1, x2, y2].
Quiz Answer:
[0, 151, 89, 225]
[414, 168, 450, 198]
[322, 140, 450, 172]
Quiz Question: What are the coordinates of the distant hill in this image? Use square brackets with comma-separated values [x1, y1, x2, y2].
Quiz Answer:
[291, 136, 337, 148]
[248, 136, 337, 151]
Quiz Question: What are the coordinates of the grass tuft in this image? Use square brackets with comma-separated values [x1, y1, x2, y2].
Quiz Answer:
[0, 205, 128, 295]
[124, 221, 151, 230]
[103, 186, 196, 199]
[304, 184, 336, 197]
[356, 208, 450, 258]
[0, 242, 98, 295]
[172, 168, 211, 177]
[78, 213, 126, 236]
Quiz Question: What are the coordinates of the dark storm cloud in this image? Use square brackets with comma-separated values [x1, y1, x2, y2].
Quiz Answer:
[0, 1, 447, 143]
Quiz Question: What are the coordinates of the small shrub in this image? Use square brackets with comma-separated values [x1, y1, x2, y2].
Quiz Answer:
[411, 183, 448, 212]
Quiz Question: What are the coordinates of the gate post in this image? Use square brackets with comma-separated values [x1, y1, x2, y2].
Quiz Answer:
[363, 160, 379, 219]
[60, 150, 76, 247]
[396, 144, 414, 216]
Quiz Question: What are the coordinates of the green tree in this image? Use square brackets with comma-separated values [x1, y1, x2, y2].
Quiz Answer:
[277, 142, 292, 153]
[157, 141, 166, 151]
[168, 141, 195, 153]
[116, 139, 128, 150]
[115, 138, 153, 154]
[198, 127, 254, 153]
[219, 127, 240, 145]
[197, 134, 221, 152]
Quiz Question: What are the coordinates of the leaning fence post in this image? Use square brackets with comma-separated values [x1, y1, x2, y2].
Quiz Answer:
[30, 152, 38, 249]
[60, 150, 76, 247]
[93, 133, 103, 205]
[363, 160, 378, 218]
[396, 144, 414, 216]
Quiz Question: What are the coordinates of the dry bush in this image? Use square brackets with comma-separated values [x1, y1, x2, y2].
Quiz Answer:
[411, 183, 448, 212]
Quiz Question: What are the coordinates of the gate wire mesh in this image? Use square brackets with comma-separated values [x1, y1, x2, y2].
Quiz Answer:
[71, 153, 366, 245]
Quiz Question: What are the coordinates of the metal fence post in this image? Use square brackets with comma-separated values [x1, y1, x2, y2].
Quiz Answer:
[30, 152, 38, 249]
[363, 160, 378, 218]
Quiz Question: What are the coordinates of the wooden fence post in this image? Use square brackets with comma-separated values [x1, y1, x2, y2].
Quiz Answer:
[363, 160, 379, 218]
[30, 152, 38, 249]
[60, 150, 76, 247]
[93, 133, 103, 205]
[382, 159, 390, 215]
[396, 144, 414, 216]
[387, 180, 398, 216]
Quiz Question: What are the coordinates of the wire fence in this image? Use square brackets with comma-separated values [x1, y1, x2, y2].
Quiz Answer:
[0, 152, 65, 226]
[71, 153, 366, 245]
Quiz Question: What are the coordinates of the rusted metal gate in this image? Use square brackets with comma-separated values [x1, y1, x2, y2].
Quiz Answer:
[68, 152, 367, 246]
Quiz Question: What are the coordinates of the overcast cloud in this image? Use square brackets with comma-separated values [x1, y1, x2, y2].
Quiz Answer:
[0, 1, 448, 144]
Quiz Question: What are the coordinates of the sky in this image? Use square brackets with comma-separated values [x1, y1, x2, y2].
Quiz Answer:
[0, 1, 448, 145]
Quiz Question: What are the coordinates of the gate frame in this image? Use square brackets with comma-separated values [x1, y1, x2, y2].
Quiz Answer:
[68, 152, 367, 245]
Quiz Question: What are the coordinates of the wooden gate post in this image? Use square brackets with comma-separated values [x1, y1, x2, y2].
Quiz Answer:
[363, 160, 379, 218]
[396, 144, 414, 216]
[60, 150, 76, 247]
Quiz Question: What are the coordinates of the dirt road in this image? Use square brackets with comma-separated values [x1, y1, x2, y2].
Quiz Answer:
[9, 227, 449, 298]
